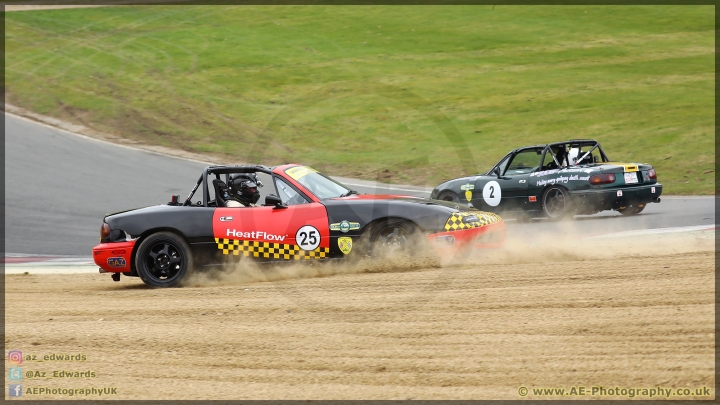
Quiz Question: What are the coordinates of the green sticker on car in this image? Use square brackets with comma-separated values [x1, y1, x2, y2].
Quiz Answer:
[329, 220, 360, 233]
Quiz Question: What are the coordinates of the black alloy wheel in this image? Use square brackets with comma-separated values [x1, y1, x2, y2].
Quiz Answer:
[135, 232, 192, 288]
[542, 186, 572, 221]
[367, 220, 418, 256]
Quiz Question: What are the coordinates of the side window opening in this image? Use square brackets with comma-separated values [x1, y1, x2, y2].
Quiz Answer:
[274, 177, 309, 206]
[505, 149, 541, 175]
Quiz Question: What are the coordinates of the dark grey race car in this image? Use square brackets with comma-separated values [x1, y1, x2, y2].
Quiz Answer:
[431, 139, 662, 221]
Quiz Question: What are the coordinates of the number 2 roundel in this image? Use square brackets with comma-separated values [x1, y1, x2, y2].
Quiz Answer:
[296, 225, 320, 251]
[482, 181, 501, 206]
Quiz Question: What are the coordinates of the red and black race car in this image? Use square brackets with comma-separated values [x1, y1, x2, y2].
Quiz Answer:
[94, 164, 506, 287]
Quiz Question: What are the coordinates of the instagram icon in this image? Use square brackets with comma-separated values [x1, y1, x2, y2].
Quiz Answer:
[8, 350, 22, 364]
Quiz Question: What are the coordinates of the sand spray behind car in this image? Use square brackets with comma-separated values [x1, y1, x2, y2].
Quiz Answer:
[184, 225, 711, 288]
[475, 220, 714, 267]
[185, 237, 443, 288]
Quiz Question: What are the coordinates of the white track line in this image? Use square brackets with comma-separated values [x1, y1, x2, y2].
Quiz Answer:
[586, 224, 716, 239]
[339, 182, 431, 193]
[5, 266, 99, 275]
[4, 253, 96, 274]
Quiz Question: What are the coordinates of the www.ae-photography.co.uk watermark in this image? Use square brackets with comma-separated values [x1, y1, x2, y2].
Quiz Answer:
[517, 385, 712, 398]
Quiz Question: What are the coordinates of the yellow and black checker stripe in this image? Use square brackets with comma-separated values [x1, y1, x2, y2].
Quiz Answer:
[444, 211, 502, 231]
[215, 238, 329, 260]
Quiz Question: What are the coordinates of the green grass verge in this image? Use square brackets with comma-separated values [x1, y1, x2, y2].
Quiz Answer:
[4, 5, 715, 194]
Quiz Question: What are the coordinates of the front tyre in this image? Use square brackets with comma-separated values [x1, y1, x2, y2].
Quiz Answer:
[367, 220, 418, 256]
[618, 205, 645, 216]
[135, 232, 192, 288]
[542, 186, 572, 221]
[437, 191, 460, 203]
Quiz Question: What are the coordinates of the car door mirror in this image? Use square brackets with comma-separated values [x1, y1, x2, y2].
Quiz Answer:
[493, 167, 501, 178]
[265, 194, 287, 209]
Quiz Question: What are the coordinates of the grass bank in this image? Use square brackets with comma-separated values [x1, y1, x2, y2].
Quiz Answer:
[4, 5, 714, 193]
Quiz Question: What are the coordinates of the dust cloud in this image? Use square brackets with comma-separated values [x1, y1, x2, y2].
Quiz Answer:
[185, 247, 442, 288]
[476, 224, 715, 266]
[186, 223, 713, 287]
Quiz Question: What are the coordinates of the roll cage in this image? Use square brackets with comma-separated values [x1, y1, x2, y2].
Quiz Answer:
[485, 139, 610, 176]
[182, 165, 276, 207]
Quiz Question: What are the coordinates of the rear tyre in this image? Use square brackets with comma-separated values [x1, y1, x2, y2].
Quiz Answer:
[618, 205, 645, 216]
[437, 191, 460, 203]
[542, 186, 572, 221]
[135, 232, 192, 288]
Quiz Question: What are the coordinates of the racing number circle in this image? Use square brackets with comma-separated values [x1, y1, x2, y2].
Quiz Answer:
[482, 181, 501, 206]
[296, 225, 320, 251]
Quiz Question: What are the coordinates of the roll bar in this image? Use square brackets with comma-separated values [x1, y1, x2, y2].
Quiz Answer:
[183, 165, 274, 207]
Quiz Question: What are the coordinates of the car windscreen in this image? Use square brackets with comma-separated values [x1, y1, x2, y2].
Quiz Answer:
[284, 166, 351, 199]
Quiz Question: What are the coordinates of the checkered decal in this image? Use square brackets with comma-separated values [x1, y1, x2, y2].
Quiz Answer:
[215, 238, 329, 260]
[444, 211, 502, 231]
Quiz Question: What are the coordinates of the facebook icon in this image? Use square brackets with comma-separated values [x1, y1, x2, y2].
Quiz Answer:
[9, 384, 22, 397]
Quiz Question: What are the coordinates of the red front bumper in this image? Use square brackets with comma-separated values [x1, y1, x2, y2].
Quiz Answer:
[427, 221, 506, 257]
[93, 241, 136, 273]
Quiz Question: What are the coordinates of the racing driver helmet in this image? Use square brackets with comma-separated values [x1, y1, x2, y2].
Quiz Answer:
[228, 174, 261, 206]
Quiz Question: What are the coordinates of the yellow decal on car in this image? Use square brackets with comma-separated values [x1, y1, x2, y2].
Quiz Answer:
[444, 211, 502, 231]
[338, 237, 352, 254]
[460, 183, 475, 202]
[605, 162, 639, 172]
[285, 166, 318, 180]
[215, 238, 328, 260]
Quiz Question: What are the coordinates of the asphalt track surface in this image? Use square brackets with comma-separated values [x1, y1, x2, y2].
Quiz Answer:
[4, 112, 715, 256]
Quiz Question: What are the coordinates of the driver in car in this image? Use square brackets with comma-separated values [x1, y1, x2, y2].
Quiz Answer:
[545, 145, 568, 170]
[226, 174, 262, 207]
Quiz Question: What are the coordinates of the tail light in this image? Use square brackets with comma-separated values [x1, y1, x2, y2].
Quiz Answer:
[100, 223, 111, 240]
[589, 173, 616, 185]
[648, 169, 657, 179]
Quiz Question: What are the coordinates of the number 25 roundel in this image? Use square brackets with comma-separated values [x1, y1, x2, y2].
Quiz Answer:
[295, 225, 320, 251]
